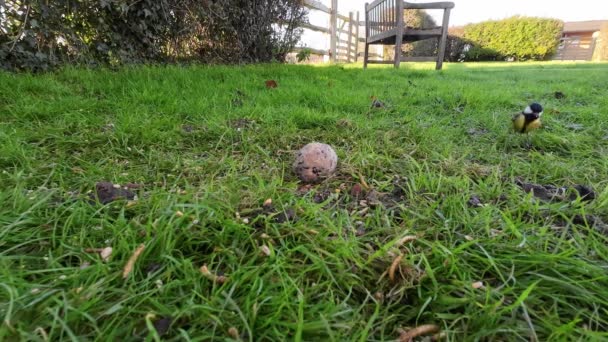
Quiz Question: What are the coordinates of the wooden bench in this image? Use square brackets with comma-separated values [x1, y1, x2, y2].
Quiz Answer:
[363, 0, 454, 69]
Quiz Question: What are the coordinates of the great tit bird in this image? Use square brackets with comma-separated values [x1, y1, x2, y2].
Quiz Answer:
[512, 103, 543, 146]
[513, 103, 543, 133]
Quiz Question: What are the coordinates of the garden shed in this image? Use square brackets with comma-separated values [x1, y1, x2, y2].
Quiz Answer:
[554, 20, 608, 60]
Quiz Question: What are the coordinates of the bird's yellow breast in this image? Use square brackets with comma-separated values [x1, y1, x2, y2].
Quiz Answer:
[524, 118, 542, 133]
[512, 113, 526, 132]
[512, 113, 541, 133]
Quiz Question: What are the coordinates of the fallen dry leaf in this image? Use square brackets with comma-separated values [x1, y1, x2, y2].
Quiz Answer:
[399, 324, 440, 342]
[100, 247, 113, 262]
[34, 327, 49, 341]
[260, 245, 271, 257]
[357, 172, 370, 189]
[228, 327, 239, 339]
[85, 246, 113, 262]
[350, 183, 363, 198]
[472, 281, 484, 289]
[296, 183, 313, 195]
[389, 254, 403, 282]
[122, 244, 145, 279]
[200, 264, 228, 284]
[265, 80, 278, 88]
[397, 235, 417, 247]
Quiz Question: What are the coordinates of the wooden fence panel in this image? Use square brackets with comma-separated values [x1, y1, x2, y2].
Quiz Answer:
[296, 0, 361, 63]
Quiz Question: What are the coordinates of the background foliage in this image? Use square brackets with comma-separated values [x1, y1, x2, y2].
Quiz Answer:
[461, 16, 564, 61]
[383, 14, 563, 62]
[0, 0, 306, 71]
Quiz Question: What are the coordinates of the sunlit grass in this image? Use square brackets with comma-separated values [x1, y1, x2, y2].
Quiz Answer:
[1, 62, 608, 341]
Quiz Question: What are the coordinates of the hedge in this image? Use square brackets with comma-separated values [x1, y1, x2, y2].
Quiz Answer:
[0, 0, 306, 72]
[461, 16, 564, 61]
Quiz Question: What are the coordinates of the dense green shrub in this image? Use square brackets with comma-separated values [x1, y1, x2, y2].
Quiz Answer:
[0, 0, 306, 71]
[462, 16, 563, 61]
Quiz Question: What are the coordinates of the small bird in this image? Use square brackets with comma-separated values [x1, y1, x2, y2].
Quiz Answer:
[512, 102, 543, 147]
[370, 96, 385, 109]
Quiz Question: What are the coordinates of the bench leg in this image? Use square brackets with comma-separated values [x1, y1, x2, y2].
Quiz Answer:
[436, 8, 451, 70]
[364, 43, 369, 69]
[394, 39, 402, 68]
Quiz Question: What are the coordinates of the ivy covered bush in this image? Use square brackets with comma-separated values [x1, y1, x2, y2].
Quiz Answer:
[0, 0, 306, 71]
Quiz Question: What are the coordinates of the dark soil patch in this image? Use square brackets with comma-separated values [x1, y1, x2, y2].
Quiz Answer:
[90, 181, 137, 204]
[515, 178, 595, 202]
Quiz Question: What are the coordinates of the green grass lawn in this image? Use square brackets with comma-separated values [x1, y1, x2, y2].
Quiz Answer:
[1, 61, 608, 341]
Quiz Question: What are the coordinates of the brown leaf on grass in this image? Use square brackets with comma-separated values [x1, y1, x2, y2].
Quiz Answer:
[265, 80, 278, 88]
[100, 247, 113, 262]
[228, 327, 240, 339]
[200, 264, 228, 284]
[399, 324, 440, 342]
[296, 183, 313, 195]
[396, 235, 417, 247]
[350, 183, 363, 198]
[122, 244, 145, 279]
[357, 172, 370, 189]
[34, 327, 49, 341]
[124, 183, 144, 189]
[85, 247, 113, 262]
[388, 254, 403, 282]
[472, 281, 484, 289]
[260, 245, 271, 257]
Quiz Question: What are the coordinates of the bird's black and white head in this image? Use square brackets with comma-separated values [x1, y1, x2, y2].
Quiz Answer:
[523, 103, 543, 116]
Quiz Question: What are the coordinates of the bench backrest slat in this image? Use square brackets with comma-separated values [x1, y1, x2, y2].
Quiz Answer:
[365, 0, 398, 36]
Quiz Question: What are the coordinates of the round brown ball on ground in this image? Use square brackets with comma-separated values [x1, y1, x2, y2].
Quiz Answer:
[293, 142, 338, 183]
